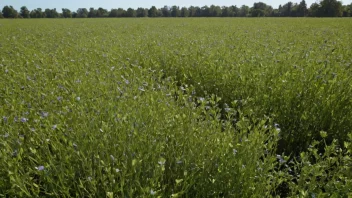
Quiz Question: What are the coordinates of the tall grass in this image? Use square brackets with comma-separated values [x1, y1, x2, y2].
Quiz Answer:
[0, 18, 351, 197]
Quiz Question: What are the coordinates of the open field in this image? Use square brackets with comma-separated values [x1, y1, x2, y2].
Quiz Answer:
[1, 18, 352, 197]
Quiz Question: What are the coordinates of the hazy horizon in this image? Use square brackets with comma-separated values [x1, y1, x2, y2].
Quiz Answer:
[1, 0, 351, 13]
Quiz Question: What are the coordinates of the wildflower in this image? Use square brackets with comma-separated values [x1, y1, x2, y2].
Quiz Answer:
[3, 116, 8, 123]
[150, 189, 156, 195]
[115, 168, 120, 173]
[199, 97, 205, 102]
[276, 155, 286, 164]
[12, 150, 18, 157]
[124, 79, 130, 85]
[76, 97, 81, 101]
[233, 149, 238, 155]
[4, 133, 9, 138]
[52, 125, 57, 130]
[138, 87, 145, 92]
[41, 111, 49, 118]
[36, 166, 45, 171]
[158, 161, 165, 166]
[57, 96, 63, 101]
[274, 123, 281, 133]
[87, 177, 92, 181]
[20, 117, 28, 123]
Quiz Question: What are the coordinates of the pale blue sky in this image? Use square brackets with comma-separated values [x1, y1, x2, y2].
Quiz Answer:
[1, 0, 351, 12]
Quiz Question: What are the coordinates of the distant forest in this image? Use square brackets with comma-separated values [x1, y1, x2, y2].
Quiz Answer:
[1, 0, 352, 18]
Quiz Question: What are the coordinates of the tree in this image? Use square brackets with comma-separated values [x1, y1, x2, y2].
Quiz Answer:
[109, 8, 126, 17]
[136, 8, 148, 17]
[251, 2, 272, 17]
[88, 8, 96, 18]
[239, 5, 250, 17]
[180, 7, 189, 17]
[62, 8, 72, 18]
[2, 5, 18, 18]
[96, 7, 108, 17]
[230, 6, 239, 17]
[109, 9, 118, 17]
[30, 8, 43, 18]
[209, 5, 222, 17]
[188, 6, 197, 17]
[148, 6, 158, 17]
[201, 6, 210, 17]
[161, 6, 171, 17]
[171, 6, 180, 17]
[297, 0, 308, 16]
[308, 3, 322, 16]
[0, 12, 3, 18]
[77, 8, 88, 18]
[126, 8, 136, 17]
[320, 0, 343, 17]
[221, 6, 231, 17]
[20, 6, 30, 18]
[281, 2, 293, 16]
[117, 8, 126, 17]
[45, 8, 59, 18]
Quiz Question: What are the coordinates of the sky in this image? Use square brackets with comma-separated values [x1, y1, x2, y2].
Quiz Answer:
[1, 0, 352, 12]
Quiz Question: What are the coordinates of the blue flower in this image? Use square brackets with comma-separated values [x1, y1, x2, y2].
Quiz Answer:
[20, 117, 28, 123]
[36, 166, 44, 171]
[40, 111, 49, 118]
[276, 155, 286, 164]
[233, 149, 238, 155]
[150, 189, 156, 195]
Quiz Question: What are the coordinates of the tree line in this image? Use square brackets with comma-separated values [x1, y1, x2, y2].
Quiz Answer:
[1, 0, 352, 19]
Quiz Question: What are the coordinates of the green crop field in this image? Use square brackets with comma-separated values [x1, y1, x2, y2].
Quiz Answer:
[1, 18, 352, 197]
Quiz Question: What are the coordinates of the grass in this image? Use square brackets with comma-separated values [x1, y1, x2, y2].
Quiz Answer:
[0, 18, 352, 197]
